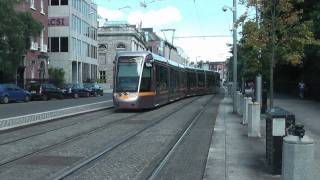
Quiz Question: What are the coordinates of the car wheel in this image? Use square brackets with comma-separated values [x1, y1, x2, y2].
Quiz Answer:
[24, 95, 30, 102]
[74, 93, 79, 98]
[100, 92, 104, 96]
[42, 95, 48, 101]
[2, 96, 9, 104]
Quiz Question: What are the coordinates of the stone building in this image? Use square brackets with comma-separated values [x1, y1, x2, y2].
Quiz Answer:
[143, 28, 189, 65]
[48, 0, 98, 83]
[97, 21, 147, 87]
[15, 0, 49, 87]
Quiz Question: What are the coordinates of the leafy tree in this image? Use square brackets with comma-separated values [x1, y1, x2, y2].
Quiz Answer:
[48, 68, 65, 87]
[0, 0, 42, 82]
[235, 0, 317, 82]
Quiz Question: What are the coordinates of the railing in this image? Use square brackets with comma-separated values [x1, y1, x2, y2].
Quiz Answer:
[30, 41, 38, 50]
[0, 100, 113, 131]
[41, 44, 48, 52]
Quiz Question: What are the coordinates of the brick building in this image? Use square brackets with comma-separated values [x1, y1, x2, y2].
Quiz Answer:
[16, 0, 49, 87]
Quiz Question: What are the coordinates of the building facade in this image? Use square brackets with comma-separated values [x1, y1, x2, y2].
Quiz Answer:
[143, 28, 189, 65]
[209, 61, 227, 81]
[97, 22, 147, 86]
[16, 0, 49, 87]
[48, 0, 98, 83]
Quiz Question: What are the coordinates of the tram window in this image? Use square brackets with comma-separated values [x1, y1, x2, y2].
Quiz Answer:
[198, 73, 205, 87]
[140, 65, 151, 92]
[156, 65, 168, 91]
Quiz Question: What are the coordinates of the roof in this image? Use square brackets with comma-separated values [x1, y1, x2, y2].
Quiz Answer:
[116, 51, 216, 73]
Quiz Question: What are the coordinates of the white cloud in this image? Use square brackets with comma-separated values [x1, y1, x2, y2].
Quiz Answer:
[127, 6, 182, 27]
[175, 36, 232, 62]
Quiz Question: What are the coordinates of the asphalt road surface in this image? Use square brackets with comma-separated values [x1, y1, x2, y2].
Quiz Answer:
[0, 93, 112, 119]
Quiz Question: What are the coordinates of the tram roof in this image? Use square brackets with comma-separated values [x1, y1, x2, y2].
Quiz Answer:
[116, 51, 216, 72]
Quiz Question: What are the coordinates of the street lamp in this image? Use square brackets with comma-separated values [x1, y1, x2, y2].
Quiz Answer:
[223, 0, 238, 113]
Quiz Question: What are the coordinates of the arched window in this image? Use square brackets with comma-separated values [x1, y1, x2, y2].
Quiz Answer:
[98, 44, 107, 49]
[116, 43, 126, 50]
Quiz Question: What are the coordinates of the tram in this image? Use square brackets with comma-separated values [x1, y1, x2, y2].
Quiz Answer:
[113, 51, 220, 110]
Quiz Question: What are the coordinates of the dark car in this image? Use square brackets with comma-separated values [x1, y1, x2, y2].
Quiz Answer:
[0, 84, 31, 104]
[61, 83, 91, 98]
[84, 83, 104, 96]
[27, 83, 63, 100]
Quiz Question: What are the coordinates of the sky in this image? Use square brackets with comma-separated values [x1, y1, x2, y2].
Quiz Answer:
[95, 0, 247, 62]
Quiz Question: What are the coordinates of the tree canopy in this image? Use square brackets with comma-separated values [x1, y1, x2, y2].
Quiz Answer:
[0, 0, 42, 82]
[230, 0, 318, 81]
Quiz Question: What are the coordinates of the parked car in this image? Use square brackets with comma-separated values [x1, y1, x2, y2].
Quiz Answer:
[0, 84, 31, 104]
[27, 83, 63, 100]
[84, 83, 104, 96]
[61, 83, 91, 98]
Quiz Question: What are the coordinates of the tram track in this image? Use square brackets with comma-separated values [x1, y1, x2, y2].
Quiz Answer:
[52, 96, 204, 180]
[0, 96, 201, 180]
[0, 106, 115, 146]
[147, 94, 221, 180]
[0, 107, 141, 167]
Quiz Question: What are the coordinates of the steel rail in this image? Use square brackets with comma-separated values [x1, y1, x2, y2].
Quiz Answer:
[147, 96, 214, 180]
[52, 96, 204, 180]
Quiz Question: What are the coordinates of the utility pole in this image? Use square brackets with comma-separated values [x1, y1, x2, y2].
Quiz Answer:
[232, 0, 238, 113]
[270, 0, 276, 109]
[161, 29, 176, 60]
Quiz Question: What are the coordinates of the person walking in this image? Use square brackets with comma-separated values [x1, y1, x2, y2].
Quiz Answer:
[298, 80, 305, 99]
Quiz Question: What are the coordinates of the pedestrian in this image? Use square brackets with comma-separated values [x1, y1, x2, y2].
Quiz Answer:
[297, 80, 305, 99]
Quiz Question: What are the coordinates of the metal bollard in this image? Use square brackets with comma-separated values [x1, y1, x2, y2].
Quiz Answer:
[282, 125, 315, 180]
[248, 102, 261, 137]
[242, 97, 252, 125]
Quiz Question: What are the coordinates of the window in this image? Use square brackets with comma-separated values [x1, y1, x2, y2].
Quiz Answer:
[140, 65, 151, 92]
[156, 65, 168, 92]
[30, 0, 35, 9]
[40, 0, 44, 14]
[61, 0, 68, 5]
[50, 37, 59, 52]
[116, 43, 126, 50]
[99, 44, 107, 49]
[60, 37, 68, 52]
[99, 71, 106, 80]
[40, 29, 44, 47]
[51, 0, 59, 6]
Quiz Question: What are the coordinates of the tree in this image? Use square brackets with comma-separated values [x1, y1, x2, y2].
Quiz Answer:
[48, 68, 65, 87]
[0, 0, 42, 82]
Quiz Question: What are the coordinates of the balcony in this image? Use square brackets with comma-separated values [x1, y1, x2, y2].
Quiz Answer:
[40, 44, 48, 53]
[30, 41, 38, 51]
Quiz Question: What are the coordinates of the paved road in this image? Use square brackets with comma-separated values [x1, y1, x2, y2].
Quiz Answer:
[0, 94, 112, 119]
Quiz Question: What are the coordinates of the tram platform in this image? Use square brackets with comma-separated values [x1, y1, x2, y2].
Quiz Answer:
[203, 95, 280, 180]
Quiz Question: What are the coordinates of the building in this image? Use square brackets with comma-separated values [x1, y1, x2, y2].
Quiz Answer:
[16, 0, 49, 87]
[143, 28, 189, 65]
[48, 0, 98, 83]
[209, 61, 227, 81]
[97, 21, 147, 86]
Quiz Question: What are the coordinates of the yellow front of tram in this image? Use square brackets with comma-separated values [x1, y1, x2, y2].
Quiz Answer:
[113, 53, 155, 109]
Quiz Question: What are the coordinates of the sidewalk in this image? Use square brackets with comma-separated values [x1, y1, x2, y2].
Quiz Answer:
[204, 95, 280, 180]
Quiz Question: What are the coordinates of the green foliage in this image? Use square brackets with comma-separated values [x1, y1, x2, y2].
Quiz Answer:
[234, 0, 318, 82]
[0, 0, 43, 81]
[48, 68, 65, 87]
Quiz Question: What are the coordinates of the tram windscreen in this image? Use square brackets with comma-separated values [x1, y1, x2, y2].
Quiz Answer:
[116, 56, 143, 92]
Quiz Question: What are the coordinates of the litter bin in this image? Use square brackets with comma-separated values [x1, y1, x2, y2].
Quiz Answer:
[265, 107, 295, 175]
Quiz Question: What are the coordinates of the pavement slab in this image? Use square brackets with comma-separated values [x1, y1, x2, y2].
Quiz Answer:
[204, 95, 280, 180]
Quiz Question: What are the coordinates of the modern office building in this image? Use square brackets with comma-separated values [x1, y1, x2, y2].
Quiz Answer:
[15, 0, 49, 87]
[48, 0, 98, 83]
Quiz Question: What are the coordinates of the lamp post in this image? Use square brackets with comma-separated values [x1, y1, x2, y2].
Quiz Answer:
[223, 0, 238, 113]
